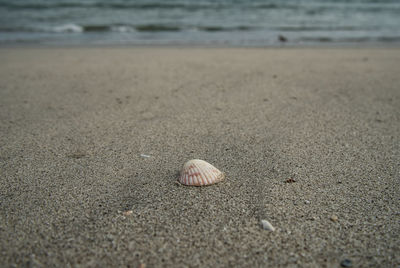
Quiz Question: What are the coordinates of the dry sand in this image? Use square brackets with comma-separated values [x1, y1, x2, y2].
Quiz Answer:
[0, 47, 399, 267]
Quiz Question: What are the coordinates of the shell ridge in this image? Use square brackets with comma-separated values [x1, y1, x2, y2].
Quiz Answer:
[207, 165, 220, 180]
[195, 173, 202, 186]
[202, 165, 215, 185]
[191, 173, 197, 185]
[193, 174, 198, 185]
[196, 163, 209, 185]
[194, 172, 203, 186]
[199, 173, 205, 185]
[188, 165, 194, 175]
[196, 163, 210, 185]
[189, 173, 193, 185]
[189, 165, 196, 185]
[191, 164, 200, 185]
[211, 166, 224, 183]
[200, 162, 219, 185]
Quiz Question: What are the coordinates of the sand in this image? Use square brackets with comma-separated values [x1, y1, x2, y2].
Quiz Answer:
[0, 47, 399, 267]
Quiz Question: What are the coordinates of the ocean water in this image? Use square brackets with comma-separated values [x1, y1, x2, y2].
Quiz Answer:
[1, 0, 400, 46]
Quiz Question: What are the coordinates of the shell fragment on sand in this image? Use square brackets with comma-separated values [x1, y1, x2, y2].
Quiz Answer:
[122, 210, 133, 216]
[330, 215, 339, 222]
[260, 219, 275, 232]
[178, 159, 224, 186]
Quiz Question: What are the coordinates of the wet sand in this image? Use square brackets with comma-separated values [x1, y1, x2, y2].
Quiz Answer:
[0, 47, 399, 267]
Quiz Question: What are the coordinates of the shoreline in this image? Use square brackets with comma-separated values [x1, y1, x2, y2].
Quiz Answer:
[1, 41, 400, 49]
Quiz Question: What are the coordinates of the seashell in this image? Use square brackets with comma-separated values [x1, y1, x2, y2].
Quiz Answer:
[179, 159, 224, 186]
[260, 219, 275, 232]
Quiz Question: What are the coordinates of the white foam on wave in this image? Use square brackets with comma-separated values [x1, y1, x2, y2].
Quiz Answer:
[110, 25, 135, 33]
[53, 24, 83, 33]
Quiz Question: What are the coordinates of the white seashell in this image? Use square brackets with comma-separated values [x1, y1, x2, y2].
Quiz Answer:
[260, 219, 275, 232]
[179, 159, 224, 186]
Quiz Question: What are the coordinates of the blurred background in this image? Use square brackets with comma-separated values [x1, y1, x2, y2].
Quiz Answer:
[0, 0, 400, 46]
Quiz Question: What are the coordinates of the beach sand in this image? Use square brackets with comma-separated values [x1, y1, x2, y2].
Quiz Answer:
[0, 47, 399, 267]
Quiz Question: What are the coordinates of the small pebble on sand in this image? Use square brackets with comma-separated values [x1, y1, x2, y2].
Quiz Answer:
[122, 210, 133, 216]
[340, 259, 352, 267]
[330, 215, 339, 222]
[260, 220, 275, 232]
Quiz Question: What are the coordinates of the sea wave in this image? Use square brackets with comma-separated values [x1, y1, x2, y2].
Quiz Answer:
[53, 24, 83, 33]
[1, 0, 400, 46]
[0, 2, 228, 10]
[0, 1, 323, 11]
[1, 1, 399, 12]
[0, 24, 135, 33]
[53, 24, 138, 33]
[197, 26, 254, 32]
[299, 36, 400, 43]
[276, 26, 379, 32]
[0, 23, 258, 33]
